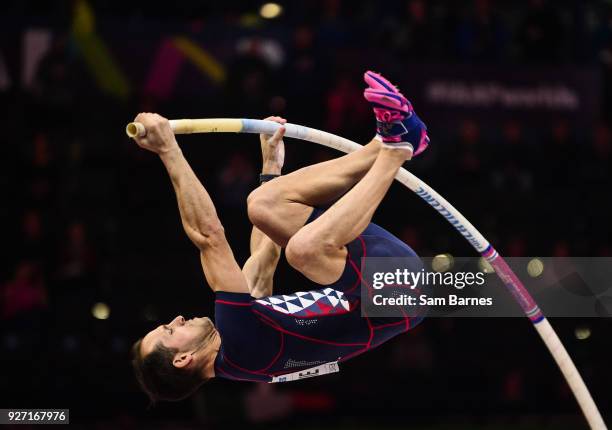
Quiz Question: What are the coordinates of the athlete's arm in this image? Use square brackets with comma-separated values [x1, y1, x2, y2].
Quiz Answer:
[132, 113, 249, 294]
[242, 226, 281, 298]
[242, 116, 286, 298]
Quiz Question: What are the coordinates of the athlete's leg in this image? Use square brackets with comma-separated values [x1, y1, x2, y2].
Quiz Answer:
[285, 146, 410, 284]
[249, 71, 429, 249]
[283, 71, 431, 284]
[248, 138, 382, 246]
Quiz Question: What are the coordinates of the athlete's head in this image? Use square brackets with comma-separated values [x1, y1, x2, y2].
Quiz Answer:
[131, 315, 218, 402]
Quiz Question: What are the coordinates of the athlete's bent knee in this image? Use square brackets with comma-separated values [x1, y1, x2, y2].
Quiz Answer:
[247, 187, 276, 227]
[286, 232, 338, 272]
[247, 196, 267, 228]
[286, 235, 316, 271]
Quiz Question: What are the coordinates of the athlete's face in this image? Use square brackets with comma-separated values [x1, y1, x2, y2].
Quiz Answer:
[140, 315, 216, 358]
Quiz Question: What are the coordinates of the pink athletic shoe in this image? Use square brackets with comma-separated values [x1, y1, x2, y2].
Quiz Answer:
[363, 71, 429, 156]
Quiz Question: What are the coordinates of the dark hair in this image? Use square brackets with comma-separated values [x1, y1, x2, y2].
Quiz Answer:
[131, 338, 208, 403]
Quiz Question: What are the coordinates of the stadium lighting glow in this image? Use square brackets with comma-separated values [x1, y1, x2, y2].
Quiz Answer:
[527, 258, 544, 277]
[432, 253, 453, 273]
[477, 256, 495, 274]
[260, 3, 282, 19]
[574, 326, 591, 340]
[92, 302, 110, 320]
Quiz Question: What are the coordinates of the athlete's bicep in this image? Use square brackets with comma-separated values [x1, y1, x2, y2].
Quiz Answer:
[199, 240, 249, 294]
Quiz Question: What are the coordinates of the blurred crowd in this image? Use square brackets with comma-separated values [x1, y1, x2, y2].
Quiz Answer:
[1, 0, 611, 428]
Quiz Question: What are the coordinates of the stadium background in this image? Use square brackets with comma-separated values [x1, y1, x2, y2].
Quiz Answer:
[1, 0, 611, 428]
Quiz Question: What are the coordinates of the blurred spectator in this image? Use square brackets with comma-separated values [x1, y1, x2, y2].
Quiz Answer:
[56, 221, 96, 284]
[236, 37, 285, 69]
[283, 24, 325, 122]
[318, 0, 350, 47]
[218, 152, 256, 208]
[502, 368, 525, 403]
[290, 24, 318, 76]
[381, 0, 435, 60]
[552, 240, 571, 257]
[448, 119, 485, 185]
[25, 132, 57, 207]
[505, 235, 528, 257]
[456, 0, 509, 62]
[19, 209, 48, 261]
[390, 328, 433, 373]
[518, 0, 565, 62]
[399, 226, 422, 253]
[597, 10, 612, 117]
[244, 383, 292, 423]
[225, 55, 273, 117]
[325, 74, 370, 134]
[36, 35, 71, 100]
[583, 123, 612, 186]
[491, 120, 533, 193]
[1, 261, 47, 320]
[539, 120, 576, 189]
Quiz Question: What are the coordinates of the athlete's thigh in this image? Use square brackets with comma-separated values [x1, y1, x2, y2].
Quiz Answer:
[256, 201, 313, 247]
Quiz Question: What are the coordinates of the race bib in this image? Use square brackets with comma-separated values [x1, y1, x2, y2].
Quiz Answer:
[270, 362, 340, 383]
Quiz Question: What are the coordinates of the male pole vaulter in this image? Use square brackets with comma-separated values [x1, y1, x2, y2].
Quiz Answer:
[131, 71, 431, 402]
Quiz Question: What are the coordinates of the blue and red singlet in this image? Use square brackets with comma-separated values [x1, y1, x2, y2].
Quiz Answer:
[214, 208, 424, 382]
